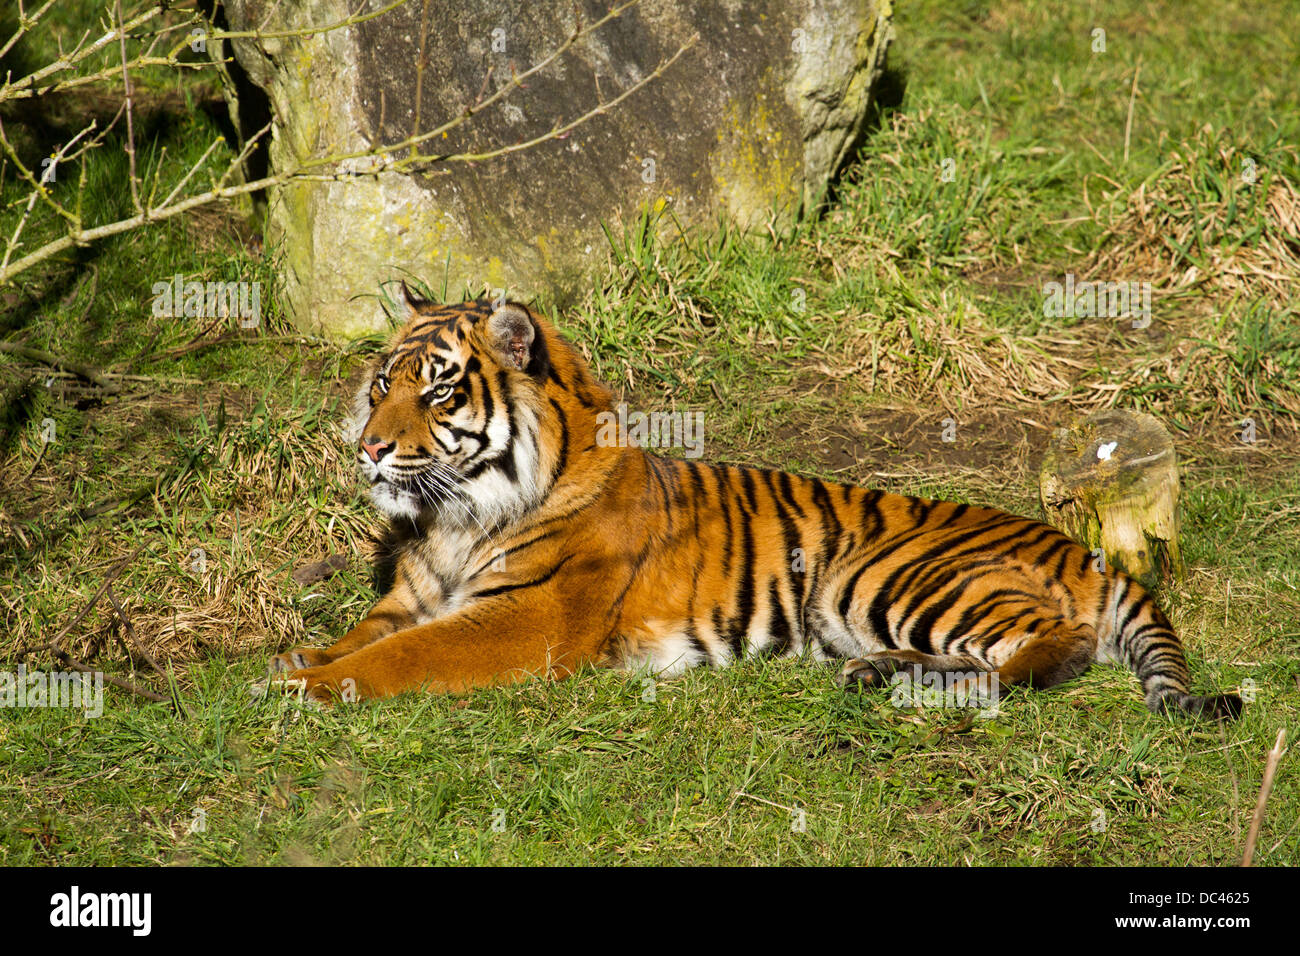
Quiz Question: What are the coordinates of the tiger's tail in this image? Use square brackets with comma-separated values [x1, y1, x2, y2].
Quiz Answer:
[1107, 575, 1242, 720]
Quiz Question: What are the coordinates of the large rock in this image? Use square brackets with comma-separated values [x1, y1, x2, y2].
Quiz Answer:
[217, 0, 894, 337]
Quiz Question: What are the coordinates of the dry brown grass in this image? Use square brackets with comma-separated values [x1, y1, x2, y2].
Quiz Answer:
[0, 369, 375, 674]
[805, 126, 1300, 442]
[1086, 126, 1300, 306]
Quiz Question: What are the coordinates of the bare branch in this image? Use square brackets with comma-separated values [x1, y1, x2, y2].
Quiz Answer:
[105, 582, 168, 680]
[0, 340, 123, 393]
[310, 0, 647, 173]
[206, 0, 412, 43]
[406, 35, 698, 171]
[0, 119, 98, 276]
[1242, 728, 1288, 867]
[1, 3, 177, 103]
[0, 0, 61, 63]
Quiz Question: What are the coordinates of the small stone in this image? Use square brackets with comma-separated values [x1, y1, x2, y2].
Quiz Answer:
[292, 553, 349, 586]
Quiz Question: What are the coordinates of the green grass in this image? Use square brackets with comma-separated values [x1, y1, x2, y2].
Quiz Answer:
[3, 650, 1289, 865]
[2, 0, 1298, 866]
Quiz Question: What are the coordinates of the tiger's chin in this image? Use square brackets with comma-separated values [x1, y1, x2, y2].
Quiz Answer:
[368, 480, 426, 521]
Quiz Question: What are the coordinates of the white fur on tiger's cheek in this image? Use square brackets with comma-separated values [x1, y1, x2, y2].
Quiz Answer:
[343, 375, 373, 445]
[451, 404, 545, 529]
[342, 408, 365, 445]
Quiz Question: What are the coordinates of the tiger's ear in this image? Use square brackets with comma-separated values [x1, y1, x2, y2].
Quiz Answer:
[484, 303, 548, 377]
[397, 280, 428, 320]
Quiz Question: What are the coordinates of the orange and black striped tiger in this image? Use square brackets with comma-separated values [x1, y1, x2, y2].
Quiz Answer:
[266, 287, 1241, 720]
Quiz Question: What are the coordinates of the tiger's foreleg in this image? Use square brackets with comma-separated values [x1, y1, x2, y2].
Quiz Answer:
[268, 591, 419, 673]
[267, 592, 608, 704]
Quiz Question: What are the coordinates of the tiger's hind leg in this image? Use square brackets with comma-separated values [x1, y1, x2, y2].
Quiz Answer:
[987, 621, 1097, 690]
[838, 651, 998, 711]
[838, 620, 1098, 709]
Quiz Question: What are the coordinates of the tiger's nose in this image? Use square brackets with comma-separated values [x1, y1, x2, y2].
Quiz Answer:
[361, 437, 394, 463]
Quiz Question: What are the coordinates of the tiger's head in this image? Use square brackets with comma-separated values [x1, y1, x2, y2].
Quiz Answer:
[347, 285, 553, 528]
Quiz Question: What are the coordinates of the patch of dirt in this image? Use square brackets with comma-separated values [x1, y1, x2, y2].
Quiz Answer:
[961, 263, 1053, 296]
[770, 403, 1055, 481]
[183, 202, 263, 258]
[679, 358, 1300, 502]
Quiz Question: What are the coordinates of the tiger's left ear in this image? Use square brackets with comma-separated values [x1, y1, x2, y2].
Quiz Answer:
[485, 303, 549, 378]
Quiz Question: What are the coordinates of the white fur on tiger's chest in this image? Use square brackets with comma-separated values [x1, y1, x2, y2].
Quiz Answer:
[406, 529, 484, 619]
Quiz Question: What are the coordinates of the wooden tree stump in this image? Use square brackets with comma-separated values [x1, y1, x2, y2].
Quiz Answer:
[1038, 409, 1184, 591]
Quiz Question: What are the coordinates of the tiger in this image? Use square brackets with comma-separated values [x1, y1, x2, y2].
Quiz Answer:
[265, 286, 1242, 721]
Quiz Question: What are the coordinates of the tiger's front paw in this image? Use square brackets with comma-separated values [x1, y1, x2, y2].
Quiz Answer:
[256, 665, 364, 708]
[251, 668, 344, 709]
[267, 646, 332, 674]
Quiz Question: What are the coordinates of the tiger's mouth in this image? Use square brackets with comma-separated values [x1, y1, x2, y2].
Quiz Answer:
[365, 463, 475, 521]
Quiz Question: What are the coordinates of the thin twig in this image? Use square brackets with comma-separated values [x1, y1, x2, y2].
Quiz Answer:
[41, 368, 206, 387]
[22, 426, 49, 480]
[1123, 57, 1142, 166]
[47, 545, 146, 650]
[0, 340, 122, 393]
[21, 545, 168, 702]
[215, 121, 273, 190]
[1, 4, 175, 102]
[309, 0, 655, 175]
[0, 0, 61, 63]
[3, 0, 416, 103]
[135, 331, 333, 365]
[48, 649, 169, 703]
[733, 791, 798, 815]
[1241, 728, 1288, 866]
[105, 582, 167, 679]
[0, 120, 98, 272]
[115, 0, 142, 214]
[406, 36, 698, 170]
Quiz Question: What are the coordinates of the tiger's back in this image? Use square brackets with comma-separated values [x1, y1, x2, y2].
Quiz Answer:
[267, 293, 1240, 721]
